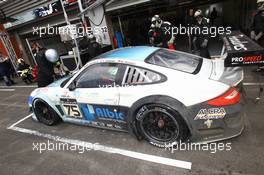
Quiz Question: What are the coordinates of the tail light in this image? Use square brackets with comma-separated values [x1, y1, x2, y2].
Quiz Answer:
[207, 88, 240, 106]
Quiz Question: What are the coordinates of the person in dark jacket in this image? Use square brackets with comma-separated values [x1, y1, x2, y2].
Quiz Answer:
[148, 15, 175, 49]
[193, 10, 210, 59]
[251, 0, 264, 72]
[31, 42, 54, 87]
[185, 9, 196, 52]
[0, 52, 15, 86]
[87, 35, 102, 59]
[79, 35, 102, 64]
[210, 7, 218, 26]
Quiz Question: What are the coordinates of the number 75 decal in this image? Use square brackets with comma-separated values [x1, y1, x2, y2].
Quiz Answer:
[62, 104, 83, 119]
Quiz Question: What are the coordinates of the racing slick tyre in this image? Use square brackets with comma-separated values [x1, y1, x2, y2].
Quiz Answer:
[135, 103, 189, 147]
[33, 99, 61, 126]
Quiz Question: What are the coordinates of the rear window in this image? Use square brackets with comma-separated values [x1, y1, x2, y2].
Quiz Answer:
[123, 66, 165, 85]
[145, 49, 202, 74]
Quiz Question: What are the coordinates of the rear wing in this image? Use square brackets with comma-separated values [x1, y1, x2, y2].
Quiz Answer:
[220, 31, 264, 67]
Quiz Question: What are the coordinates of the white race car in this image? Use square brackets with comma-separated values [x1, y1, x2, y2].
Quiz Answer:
[28, 46, 244, 147]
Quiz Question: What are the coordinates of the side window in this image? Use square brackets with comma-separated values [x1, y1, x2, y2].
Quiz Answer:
[76, 63, 119, 88]
[122, 66, 164, 85]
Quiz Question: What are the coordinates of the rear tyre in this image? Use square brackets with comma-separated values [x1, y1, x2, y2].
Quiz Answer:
[135, 104, 188, 147]
[33, 99, 61, 126]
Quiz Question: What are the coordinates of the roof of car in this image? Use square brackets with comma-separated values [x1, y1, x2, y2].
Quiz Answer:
[100, 46, 159, 61]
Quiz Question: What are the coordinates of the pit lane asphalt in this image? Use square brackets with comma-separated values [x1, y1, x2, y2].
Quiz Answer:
[0, 67, 263, 175]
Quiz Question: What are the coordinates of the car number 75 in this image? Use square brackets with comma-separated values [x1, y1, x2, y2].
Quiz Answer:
[62, 104, 82, 119]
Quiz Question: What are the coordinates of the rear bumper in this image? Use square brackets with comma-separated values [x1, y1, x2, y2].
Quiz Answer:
[187, 100, 245, 143]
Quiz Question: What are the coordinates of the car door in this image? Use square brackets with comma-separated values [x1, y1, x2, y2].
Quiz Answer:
[63, 62, 127, 130]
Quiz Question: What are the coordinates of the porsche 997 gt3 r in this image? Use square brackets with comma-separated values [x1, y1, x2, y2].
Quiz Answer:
[28, 46, 244, 147]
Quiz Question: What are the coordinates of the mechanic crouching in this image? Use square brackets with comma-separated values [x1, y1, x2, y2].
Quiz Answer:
[31, 42, 55, 87]
[193, 10, 211, 59]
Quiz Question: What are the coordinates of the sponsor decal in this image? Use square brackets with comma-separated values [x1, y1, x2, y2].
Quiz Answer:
[231, 55, 263, 64]
[91, 121, 123, 130]
[136, 105, 149, 121]
[61, 90, 71, 98]
[194, 108, 226, 120]
[92, 59, 135, 65]
[59, 100, 127, 130]
[81, 104, 125, 121]
[228, 35, 248, 51]
[60, 98, 83, 119]
[95, 107, 125, 120]
[204, 119, 213, 129]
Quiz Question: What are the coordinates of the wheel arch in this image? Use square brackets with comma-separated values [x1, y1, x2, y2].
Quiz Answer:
[32, 97, 63, 121]
[127, 95, 193, 140]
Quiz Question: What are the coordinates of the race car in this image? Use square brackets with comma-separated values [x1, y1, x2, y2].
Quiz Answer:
[28, 46, 244, 147]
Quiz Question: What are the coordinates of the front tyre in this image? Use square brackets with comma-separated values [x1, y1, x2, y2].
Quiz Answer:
[136, 104, 188, 147]
[33, 99, 61, 126]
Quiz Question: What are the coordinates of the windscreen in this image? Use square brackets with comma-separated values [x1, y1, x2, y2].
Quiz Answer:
[145, 49, 202, 74]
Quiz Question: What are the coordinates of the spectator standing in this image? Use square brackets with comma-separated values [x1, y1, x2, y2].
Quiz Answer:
[0, 52, 15, 86]
[210, 7, 218, 26]
[31, 42, 54, 87]
[185, 9, 196, 52]
[87, 35, 102, 59]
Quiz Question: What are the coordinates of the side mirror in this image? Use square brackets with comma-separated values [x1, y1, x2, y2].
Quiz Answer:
[68, 81, 77, 91]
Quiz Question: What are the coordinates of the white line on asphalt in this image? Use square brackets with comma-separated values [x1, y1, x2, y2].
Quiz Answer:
[0, 104, 28, 108]
[2, 94, 18, 101]
[0, 85, 37, 88]
[9, 126, 192, 170]
[0, 89, 15, 92]
[8, 114, 33, 129]
[7, 114, 192, 170]
[243, 82, 264, 86]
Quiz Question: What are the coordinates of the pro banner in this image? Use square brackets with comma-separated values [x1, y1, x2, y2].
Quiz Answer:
[222, 31, 264, 67]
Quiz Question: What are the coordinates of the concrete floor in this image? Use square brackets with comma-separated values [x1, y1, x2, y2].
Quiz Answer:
[0, 67, 263, 175]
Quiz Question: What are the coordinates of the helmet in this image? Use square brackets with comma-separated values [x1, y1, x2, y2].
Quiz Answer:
[45, 49, 59, 63]
[257, 0, 264, 10]
[194, 10, 202, 18]
[151, 15, 162, 28]
[151, 15, 161, 23]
